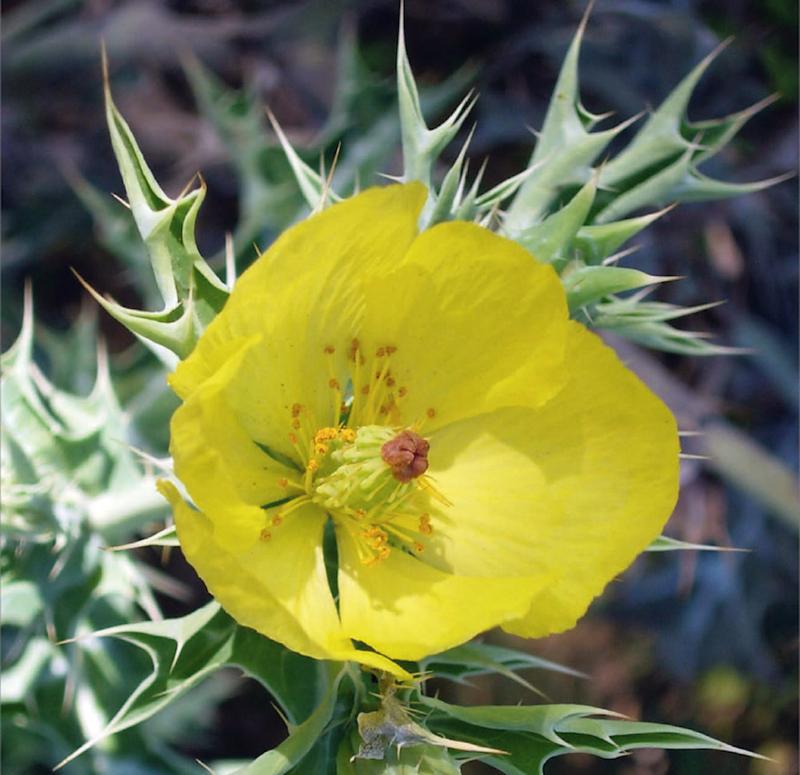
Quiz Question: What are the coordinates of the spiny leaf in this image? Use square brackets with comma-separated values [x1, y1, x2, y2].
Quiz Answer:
[421, 697, 760, 774]
[233, 667, 347, 775]
[563, 265, 677, 313]
[266, 108, 342, 212]
[421, 642, 585, 692]
[504, 4, 640, 231]
[646, 535, 746, 552]
[685, 93, 780, 164]
[604, 319, 743, 356]
[667, 167, 794, 203]
[573, 205, 673, 264]
[397, 9, 476, 187]
[600, 39, 731, 187]
[57, 603, 324, 769]
[514, 177, 596, 265]
[108, 524, 179, 551]
[99, 48, 228, 352]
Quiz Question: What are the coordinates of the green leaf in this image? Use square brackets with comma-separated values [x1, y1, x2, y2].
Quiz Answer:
[234, 666, 346, 775]
[562, 265, 676, 313]
[514, 177, 596, 265]
[504, 8, 639, 231]
[108, 524, 179, 551]
[397, 10, 476, 187]
[1, 289, 163, 541]
[600, 41, 730, 187]
[421, 642, 585, 693]
[57, 603, 325, 769]
[572, 206, 672, 264]
[99, 50, 228, 354]
[646, 535, 746, 552]
[266, 108, 342, 213]
[421, 698, 760, 774]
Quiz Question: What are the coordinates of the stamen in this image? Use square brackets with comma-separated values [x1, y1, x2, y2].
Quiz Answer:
[419, 513, 433, 535]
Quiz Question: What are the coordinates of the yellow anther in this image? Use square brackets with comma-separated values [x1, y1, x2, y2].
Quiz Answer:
[314, 427, 338, 444]
[291, 418, 301, 430]
[354, 508, 366, 520]
[413, 541, 424, 553]
[361, 385, 370, 395]
[386, 376, 396, 387]
[419, 514, 433, 535]
[259, 529, 272, 542]
[278, 477, 289, 489]
[291, 403, 303, 417]
[329, 378, 340, 390]
[315, 443, 328, 456]
[340, 428, 356, 443]
[272, 514, 284, 527]
[398, 386, 408, 398]
[348, 338, 360, 361]
[386, 345, 397, 355]
[307, 459, 319, 473]
[376, 346, 386, 357]
[377, 545, 391, 560]
[426, 407, 436, 419]
[288, 432, 299, 445]
[323, 344, 335, 354]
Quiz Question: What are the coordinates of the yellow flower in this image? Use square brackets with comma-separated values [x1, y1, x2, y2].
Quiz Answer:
[160, 182, 679, 675]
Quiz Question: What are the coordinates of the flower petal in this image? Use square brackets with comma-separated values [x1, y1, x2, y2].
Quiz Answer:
[351, 221, 568, 430]
[422, 322, 679, 636]
[337, 529, 551, 660]
[169, 183, 426, 460]
[160, 481, 407, 676]
[170, 335, 299, 513]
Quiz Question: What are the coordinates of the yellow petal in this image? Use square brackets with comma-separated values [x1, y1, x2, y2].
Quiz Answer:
[159, 481, 407, 677]
[170, 334, 299, 513]
[336, 528, 551, 660]
[350, 221, 568, 430]
[169, 183, 426, 456]
[422, 322, 679, 637]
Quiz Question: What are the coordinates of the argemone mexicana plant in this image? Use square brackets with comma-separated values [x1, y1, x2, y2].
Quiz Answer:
[5, 2, 787, 772]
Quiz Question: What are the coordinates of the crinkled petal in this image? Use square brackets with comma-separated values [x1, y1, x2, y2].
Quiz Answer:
[169, 184, 426, 462]
[422, 322, 679, 637]
[349, 221, 568, 430]
[160, 482, 407, 676]
[336, 528, 551, 660]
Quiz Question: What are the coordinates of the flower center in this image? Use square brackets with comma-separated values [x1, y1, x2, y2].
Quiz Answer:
[256, 340, 448, 564]
[311, 425, 427, 512]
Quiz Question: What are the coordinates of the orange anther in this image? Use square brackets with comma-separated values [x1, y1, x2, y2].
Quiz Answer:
[426, 408, 436, 419]
[323, 344, 335, 354]
[259, 529, 272, 542]
[329, 378, 340, 390]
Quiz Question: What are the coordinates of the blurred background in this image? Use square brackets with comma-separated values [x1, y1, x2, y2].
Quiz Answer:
[2, 0, 797, 773]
